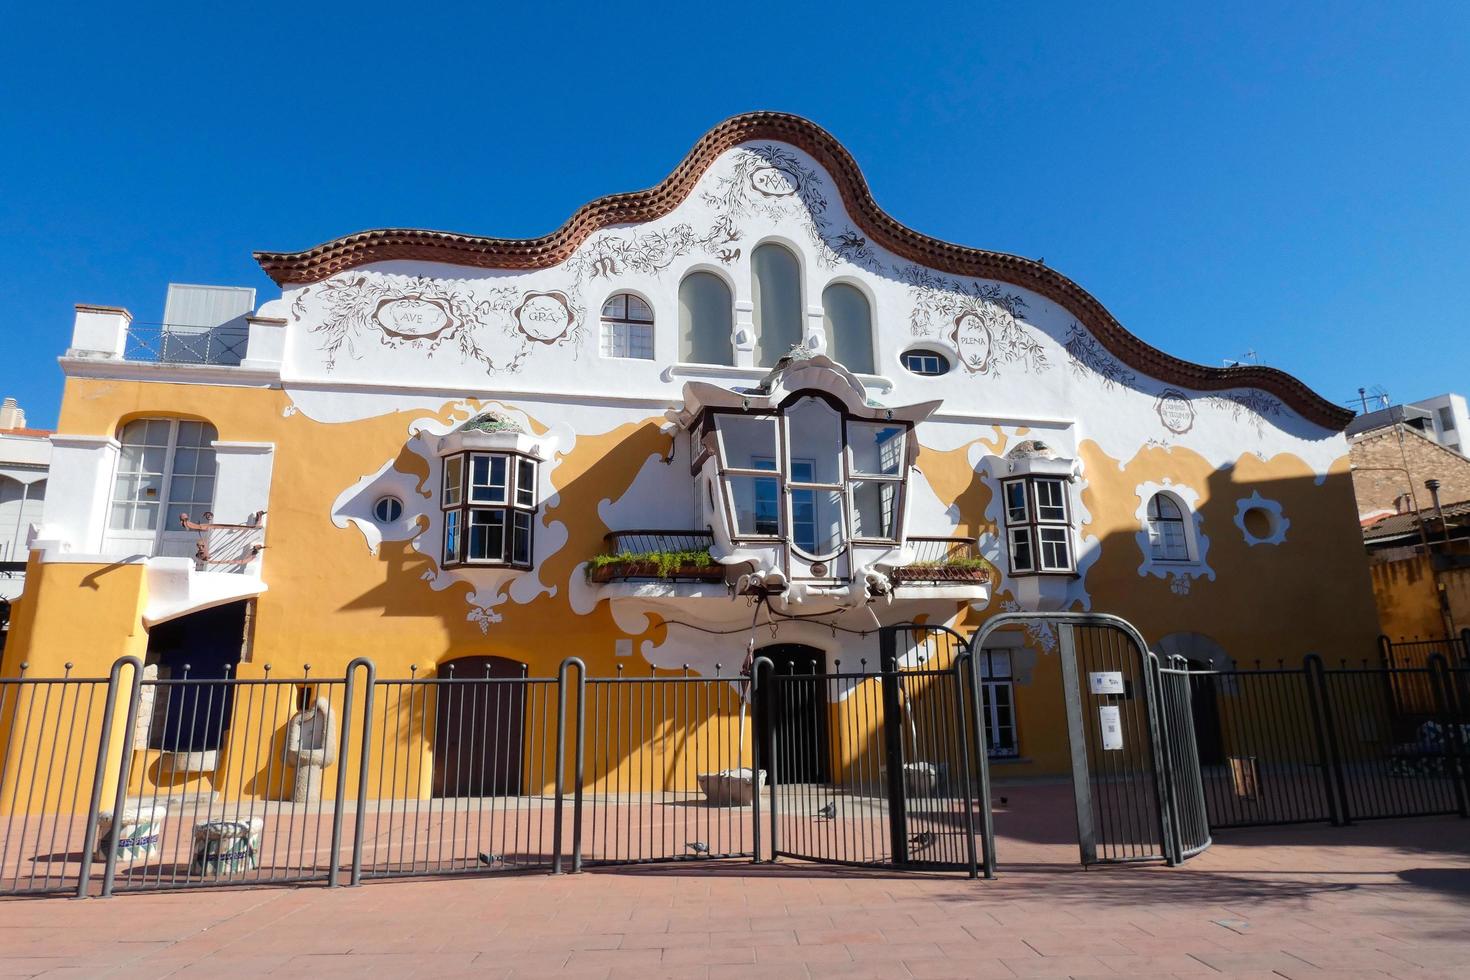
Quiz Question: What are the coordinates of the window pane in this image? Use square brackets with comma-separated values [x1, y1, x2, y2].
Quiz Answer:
[727, 474, 781, 536]
[784, 397, 842, 485]
[165, 504, 192, 529]
[512, 511, 532, 565]
[752, 243, 803, 368]
[144, 419, 171, 445]
[443, 510, 461, 563]
[516, 458, 536, 508]
[470, 454, 508, 504]
[1038, 527, 1071, 570]
[715, 415, 779, 470]
[468, 509, 506, 561]
[176, 421, 203, 446]
[443, 456, 463, 507]
[823, 283, 874, 375]
[133, 502, 160, 532]
[1008, 527, 1034, 571]
[1035, 479, 1067, 522]
[625, 295, 653, 322]
[848, 422, 905, 476]
[851, 480, 898, 539]
[1004, 482, 1028, 524]
[678, 272, 734, 365]
[110, 502, 131, 529]
[600, 294, 627, 319]
[793, 488, 844, 554]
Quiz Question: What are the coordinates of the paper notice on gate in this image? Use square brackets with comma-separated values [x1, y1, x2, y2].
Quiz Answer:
[1099, 705, 1123, 751]
[1089, 671, 1125, 695]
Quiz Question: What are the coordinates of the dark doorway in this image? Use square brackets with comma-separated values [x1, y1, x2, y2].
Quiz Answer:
[433, 656, 527, 797]
[144, 601, 249, 752]
[1187, 659, 1226, 765]
[757, 644, 829, 783]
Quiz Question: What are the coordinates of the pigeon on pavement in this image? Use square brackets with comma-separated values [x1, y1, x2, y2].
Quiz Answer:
[816, 801, 836, 819]
[686, 841, 710, 855]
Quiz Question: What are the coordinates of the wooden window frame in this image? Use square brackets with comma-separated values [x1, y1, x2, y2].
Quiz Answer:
[441, 450, 538, 569]
[1001, 475, 1076, 575]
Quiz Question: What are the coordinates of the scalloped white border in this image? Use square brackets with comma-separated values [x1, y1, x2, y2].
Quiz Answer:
[1133, 479, 1214, 592]
[1235, 491, 1289, 546]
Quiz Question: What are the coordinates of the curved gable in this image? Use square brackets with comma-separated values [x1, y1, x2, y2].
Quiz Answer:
[254, 111, 1350, 430]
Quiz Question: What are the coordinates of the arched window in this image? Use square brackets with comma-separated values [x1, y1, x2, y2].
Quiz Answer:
[110, 418, 218, 533]
[678, 272, 734, 365]
[822, 283, 874, 375]
[600, 293, 654, 360]
[0, 477, 44, 562]
[752, 243, 802, 367]
[1147, 493, 1190, 561]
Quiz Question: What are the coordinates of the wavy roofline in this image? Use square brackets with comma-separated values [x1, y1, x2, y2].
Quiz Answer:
[253, 110, 1352, 430]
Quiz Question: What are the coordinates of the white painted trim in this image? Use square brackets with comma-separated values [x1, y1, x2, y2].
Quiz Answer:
[48, 435, 120, 450]
[211, 441, 275, 454]
[60, 357, 281, 387]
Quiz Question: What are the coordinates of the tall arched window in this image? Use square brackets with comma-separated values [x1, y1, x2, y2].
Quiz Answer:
[751, 243, 802, 367]
[110, 418, 218, 534]
[678, 272, 734, 365]
[1146, 493, 1190, 561]
[822, 283, 874, 375]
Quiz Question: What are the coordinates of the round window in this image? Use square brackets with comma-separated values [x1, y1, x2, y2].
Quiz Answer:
[373, 496, 404, 523]
[1242, 507, 1273, 540]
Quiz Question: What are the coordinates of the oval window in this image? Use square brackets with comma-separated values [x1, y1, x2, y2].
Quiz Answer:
[901, 349, 950, 377]
[374, 496, 404, 523]
[1242, 507, 1273, 540]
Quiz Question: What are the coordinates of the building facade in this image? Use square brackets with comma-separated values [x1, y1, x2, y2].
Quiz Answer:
[1408, 393, 1470, 457]
[3, 113, 1380, 792]
[0, 399, 50, 648]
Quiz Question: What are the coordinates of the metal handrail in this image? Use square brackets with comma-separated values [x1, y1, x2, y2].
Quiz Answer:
[123, 321, 248, 366]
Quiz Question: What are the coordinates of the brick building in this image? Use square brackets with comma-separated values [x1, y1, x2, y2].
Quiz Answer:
[1350, 424, 1470, 522]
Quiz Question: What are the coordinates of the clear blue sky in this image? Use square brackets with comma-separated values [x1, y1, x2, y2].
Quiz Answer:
[2, 2, 1466, 428]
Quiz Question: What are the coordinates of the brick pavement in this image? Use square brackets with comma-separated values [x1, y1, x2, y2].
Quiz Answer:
[1, 815, 1468, 979]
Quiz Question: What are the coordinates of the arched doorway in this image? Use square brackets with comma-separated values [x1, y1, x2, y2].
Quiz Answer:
[432, 655, 527, 797]
[756, 644, 829, 783]
[144, 600, 249, 755]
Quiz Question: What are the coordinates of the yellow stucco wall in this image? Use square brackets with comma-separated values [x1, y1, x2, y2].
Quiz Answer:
[0, 375, 1385, 808]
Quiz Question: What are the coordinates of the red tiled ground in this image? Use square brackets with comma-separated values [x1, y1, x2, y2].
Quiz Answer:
[2, 809, 1469, 979]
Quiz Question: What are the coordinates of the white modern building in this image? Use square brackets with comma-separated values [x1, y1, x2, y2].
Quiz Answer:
[1408, 393, 1470, 456]
[1, 399, 50, 626]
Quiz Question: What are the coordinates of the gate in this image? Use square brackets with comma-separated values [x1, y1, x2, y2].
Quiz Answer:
[757, 624, 994, 877]
[972, 612, 1209, 868]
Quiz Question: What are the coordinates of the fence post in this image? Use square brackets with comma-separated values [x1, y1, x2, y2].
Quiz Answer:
[951, 650, 980, 879]
[349, 661, 377, 887]
[878, 629, 910, 865]
[572, 660, 586, 874]
[1427, 654, 1468, 818]
[1459, 629, 1470, 670]
[327, 658, 374, 887]
[752, 657, 776, 863]
[73, 657, 141, 899]
[98, 658, 146, 899]
[748, 659, 762, 866]
[553, 658, 585, 875]
[1148, 653, 1182, 867]
[963, 645, 997, 880]
[1304, 654, 1349, 826]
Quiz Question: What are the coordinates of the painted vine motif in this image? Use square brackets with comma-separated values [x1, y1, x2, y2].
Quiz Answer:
[702, 145, 882, 271]
[296, 274, 584, 374]
[1208, 391, 1284, 435]
[900, 265, 1044, 376]
[565, 217, 743, 280]
[1065, 323, 1136, 389]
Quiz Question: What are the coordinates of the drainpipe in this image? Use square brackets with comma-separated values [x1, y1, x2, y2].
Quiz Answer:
[1425, 479, 1458, 637]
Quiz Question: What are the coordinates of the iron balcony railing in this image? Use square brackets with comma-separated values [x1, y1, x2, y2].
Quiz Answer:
[123, 322, 248, 366]
[892, 537, 991, 584]
[589, 530, 722, 584]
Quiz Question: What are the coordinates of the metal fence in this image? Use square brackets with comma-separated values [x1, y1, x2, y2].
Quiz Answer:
[0, 645, 993, 899]
[1176, 653, 1469, 829]
[123, 322, 248, 366]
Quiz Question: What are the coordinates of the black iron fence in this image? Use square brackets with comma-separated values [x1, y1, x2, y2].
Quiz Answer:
[1174, 652, 1469, 829]
[0, 642, 994, 899]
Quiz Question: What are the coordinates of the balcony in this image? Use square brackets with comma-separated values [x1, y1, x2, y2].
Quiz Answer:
[124, 321, 248, 366]
[891, 537, 993, 585]
[587, 531, 724, 584]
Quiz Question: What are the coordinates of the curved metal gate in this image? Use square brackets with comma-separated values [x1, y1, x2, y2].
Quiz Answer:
[756, 624, 995, 877]
[972, 612, 1211, 868]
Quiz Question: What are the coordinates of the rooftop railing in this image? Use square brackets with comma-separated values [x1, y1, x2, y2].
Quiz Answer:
[123, 322, 248, 366]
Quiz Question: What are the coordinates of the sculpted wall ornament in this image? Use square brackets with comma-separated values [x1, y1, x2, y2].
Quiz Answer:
[901, 265, 1044, 376]
[1155, 388, 1197, 435]
[703, 144, 881, 270]
[298, 274, 585, 375]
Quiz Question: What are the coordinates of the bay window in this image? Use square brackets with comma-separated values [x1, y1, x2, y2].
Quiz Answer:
[441, 451, 538, 568]
[710, 394, 908, 557]
[1001, 476, 1075, 574]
